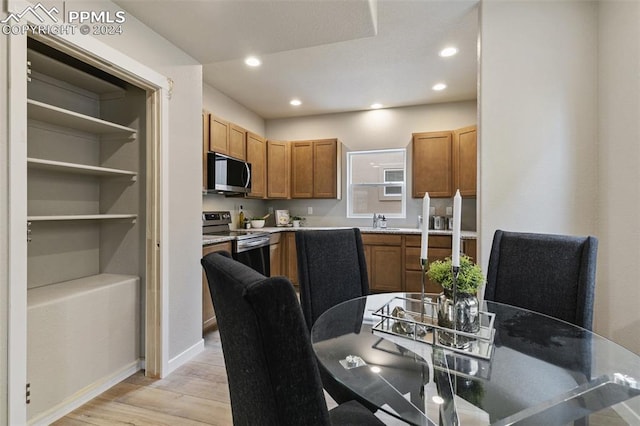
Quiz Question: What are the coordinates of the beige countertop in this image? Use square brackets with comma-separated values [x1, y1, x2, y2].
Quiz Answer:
[203, 226, 477, 246]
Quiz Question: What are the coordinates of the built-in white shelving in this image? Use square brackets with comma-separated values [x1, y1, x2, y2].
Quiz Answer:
[27, 157, 137, 177]
[27, 214, 137, 222]
[27, 99, 137, 136]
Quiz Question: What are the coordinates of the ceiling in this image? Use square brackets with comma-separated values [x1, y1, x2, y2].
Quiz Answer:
[115, 0, 479, 119]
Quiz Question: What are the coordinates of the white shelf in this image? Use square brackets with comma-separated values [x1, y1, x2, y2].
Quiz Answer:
[27, 214, 137, 222]
[28, 48, 125, 96]
[27, 157, 137, 177]
[27, 273, 139, 308]
[27, 99, 137, 136]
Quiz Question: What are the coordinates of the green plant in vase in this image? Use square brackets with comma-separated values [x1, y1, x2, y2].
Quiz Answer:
[427, 254, 484, 295]
[427, 254, 484, 349]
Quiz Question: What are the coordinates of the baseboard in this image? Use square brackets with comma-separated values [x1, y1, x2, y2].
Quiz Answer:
[28, 359, 143, 426]
[164, 338, 205, 377]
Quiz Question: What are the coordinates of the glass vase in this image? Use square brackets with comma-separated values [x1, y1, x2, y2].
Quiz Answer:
[437, 289, 480, 349]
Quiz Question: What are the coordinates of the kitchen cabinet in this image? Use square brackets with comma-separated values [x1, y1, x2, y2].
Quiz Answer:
[269, 233, 283, 277]
[202, 241, 233, 332]
[453, 125, 477, 197]
[267, 140, 290, 199]
[291, 139, 341, 199]
[229, 123, 247, 160]
[362, 234, 403, 292]
[283, 232, 298, 285]
[202, 112, 210, 190]
[246, 132, 266, 199]
[209, 115, 229, 154]
[412, 131, 453, 198]
[404, 235, 452, 293]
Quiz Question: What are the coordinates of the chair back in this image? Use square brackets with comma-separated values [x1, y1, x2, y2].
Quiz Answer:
[201, 251, 330, 426]
[485, 230, 598, 329]
[296, 228, 369, 331]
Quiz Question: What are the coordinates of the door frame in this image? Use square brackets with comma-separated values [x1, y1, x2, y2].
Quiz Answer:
[6, 9, 170, 424]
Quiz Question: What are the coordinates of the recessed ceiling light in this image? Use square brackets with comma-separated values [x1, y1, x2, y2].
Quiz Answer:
[432, 396, 445, 405]
[244, 56, 261, 67]
[370, 103, 383, 109]
[290, 99, 302, 106]
[439, 47, 458, 57]
[370, 366, 381, 373]
[432, 83, 447, 91]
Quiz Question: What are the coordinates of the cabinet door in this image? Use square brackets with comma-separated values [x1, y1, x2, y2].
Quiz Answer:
[291, 141, 314, 198]
[313, 139, 338, 198]
[454, 125, 477, 197]
[267, 140, 290, 199]
[370, 245, 403, 292]
[246, 132, 266, 199]
[412, 131, 453, 198]
[202, 112, 210, 191]
[405, 248, 450, 293]
[229, 123, 247, 160]
[209, 115, 229, 154]
[284, 232, 298, 285]
[202, 242, 233, 332]
[270, 242, 282, 277]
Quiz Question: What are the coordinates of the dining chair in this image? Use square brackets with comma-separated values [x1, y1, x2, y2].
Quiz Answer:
[201, 251, 384, 426]
[295, 228, 378, 409]
[295, 228, 370, 331]
[485, 229, 598, 330]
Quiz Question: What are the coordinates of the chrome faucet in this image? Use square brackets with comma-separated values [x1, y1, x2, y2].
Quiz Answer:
[372, 213, 379, 228]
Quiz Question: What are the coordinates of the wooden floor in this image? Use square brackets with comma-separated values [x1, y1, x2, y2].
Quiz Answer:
[55, 329, 631, 425]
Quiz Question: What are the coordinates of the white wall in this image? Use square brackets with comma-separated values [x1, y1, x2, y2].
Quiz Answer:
[68, 1, 205, 364]
[0, 13, 9, 421]
[203, 83, 265, 136]
[266, 101, 478, 228]
[479, 0, 640, 359]
[597, 1, 640, 359]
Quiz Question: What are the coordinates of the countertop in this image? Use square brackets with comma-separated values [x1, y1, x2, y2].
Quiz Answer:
[203, 226, 477, 246]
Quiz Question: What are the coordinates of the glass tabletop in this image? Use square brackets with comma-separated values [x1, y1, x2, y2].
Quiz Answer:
[310, 292, 640, 426]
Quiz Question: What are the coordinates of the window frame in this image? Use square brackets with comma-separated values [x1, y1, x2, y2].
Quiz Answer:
[346, 148, 407, 219]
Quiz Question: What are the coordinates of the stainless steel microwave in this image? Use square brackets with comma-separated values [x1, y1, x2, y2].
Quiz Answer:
[206, 152, 252, 194]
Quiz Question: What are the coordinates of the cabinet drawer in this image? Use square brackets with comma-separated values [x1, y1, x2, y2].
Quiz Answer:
[405, 234, 451, 249]
[361, 233, 402, 246]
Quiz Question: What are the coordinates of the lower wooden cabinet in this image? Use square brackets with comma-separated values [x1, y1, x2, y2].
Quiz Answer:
[405, 235, 451, 294]
[362, 234, 403, 292]
[202, 241, 232, 332]
[283, 232, 298, 285]
[269, 233, 282, 277]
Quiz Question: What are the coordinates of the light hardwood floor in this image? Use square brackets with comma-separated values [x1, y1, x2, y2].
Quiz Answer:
[55, 329, 630, 425]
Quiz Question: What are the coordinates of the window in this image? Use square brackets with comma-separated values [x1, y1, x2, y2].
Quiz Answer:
[347, 149, 406, 218]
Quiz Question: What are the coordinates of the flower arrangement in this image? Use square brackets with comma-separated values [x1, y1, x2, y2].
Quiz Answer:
[427, 254, 484, 295]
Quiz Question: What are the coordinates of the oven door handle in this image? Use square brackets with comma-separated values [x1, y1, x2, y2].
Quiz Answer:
[237, 238, 270, 251]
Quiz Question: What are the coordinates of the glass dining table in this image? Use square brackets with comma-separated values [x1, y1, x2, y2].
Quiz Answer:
[310, 292, 640, 425]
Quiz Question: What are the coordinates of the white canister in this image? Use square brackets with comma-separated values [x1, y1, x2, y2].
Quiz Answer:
[432, 216, 444, 230]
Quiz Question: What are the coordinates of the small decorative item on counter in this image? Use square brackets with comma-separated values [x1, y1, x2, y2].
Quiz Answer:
[243, 218, 251, 229]
[275, 210, 290, 227]
[427, 254, 484, 349]
[250, 217, 266, 228]
[290, 216, 304, 228]
[379, 215, 387, 228]
[238, 205, 245, 226]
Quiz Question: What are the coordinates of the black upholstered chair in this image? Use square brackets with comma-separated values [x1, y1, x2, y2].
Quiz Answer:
[295, 229, 377, 409]
[295, 228, 370, 331]
[485, 229, 598, 330]
[201, 251, 384, 426]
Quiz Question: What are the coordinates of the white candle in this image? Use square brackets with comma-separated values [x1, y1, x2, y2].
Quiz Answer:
[452, 190, 462, 267]
[420, 193, 430, 260]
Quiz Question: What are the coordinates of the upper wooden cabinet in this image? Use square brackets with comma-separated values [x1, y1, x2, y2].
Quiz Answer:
[412, 131, 453, 198]
[209, 115, 229, 154]
[453, 125, 477, 197]
[202, 112, 210, 191]
[229, 123, 247, 160]
[246, 132, 266, 199]
[267, 140, 290, 199]
[412, 126, 477, 198]
[291, 138, 341, 199]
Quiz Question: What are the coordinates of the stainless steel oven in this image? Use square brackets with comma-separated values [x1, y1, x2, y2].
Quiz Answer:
[203, 211, 270, 276]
